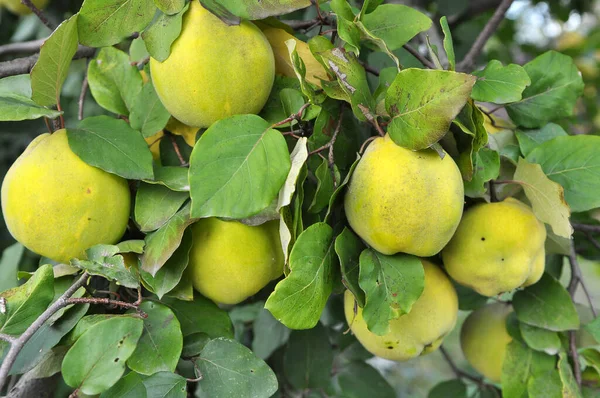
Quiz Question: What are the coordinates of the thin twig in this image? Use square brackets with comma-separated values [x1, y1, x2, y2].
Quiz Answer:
[583, 232, 600, 252]
[66, 297, 142, 312]
[457, 0, 515, 71]
[568, 241, 587, 388]
[0, 272, 90, 391]
[271, 103, 311, 129]
[403, 44, 435, 69]
[572, 223, 600, 234]
[78, 69, 89, 121]
[0, 333, 15, 344]
[359, 136, 377, 154]
[440, 346, 485, 384]
[167, 134, 188, 167]
[20, 0, 56, 31]
[568, 241, 597, 317]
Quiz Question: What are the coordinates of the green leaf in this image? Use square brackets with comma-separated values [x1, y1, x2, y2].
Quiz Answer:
[182, 332, 210, 358]
[0, 94, 62, 121]
[502, 340, 557, 398]
[30, 15, 79, 107]
[330, 0, 361, 54]
[440, 17, 455, 71]
[130, 81, 171, 138]
[252, 309, 290, 360]
[519, 323, 561, 355]
[146, 166, 190, 192]
[325, 153, 360, 223]
[71, 246, 139, 288]
[160, 296, 233, 339]
[211, 0, 311, 19]
[140, 228, 192, 298]
[87, 47, 143, 115]
[10, 296, 89, 375]
[0, 264, 54, 337]
[308, 157, 340, 214]
[453, 101, 488, 180]
[259, 76, 302, 125]
[26, 346, 68, 380]
[0, 243, 24, 292]
[135, 183, 189, 232]
[528, 370, 562, 398]
[506, 51, 584, 128]
[198, 338, 278, 397]
[265, 223, 336, 329]
[0, 74, 32, 97]
[62, 316, 144, 395]
[463, 148, 500, 198]
[355, 21, 400, 71]
[558, 351, 582, 398]
[127, 301, 183, 375]
[78, 0, 157, 47]
[386, 69, 476, 150]
[142, 4, 188, 62]
[117, 240, 145, 254]
[428, 379, 467, 398]
[513, 273, 579, 331]
[284, 322, 333, 389]
[142, 371, 186, 397]
[154, 0, 184, 14]
[67, 116, 154, 180]
[526, 135, 600, 213]
[100, 372, 147, 398]
[454, 283, 488, 311]
[584, 317, 600, 343]
[515, 123, 568, 158]
[513, 157, 572, 238]
[358, 250, 424, 335]
[285, 39, 320, 103]
[471, 60, 531, 104]
[336, 361, 396, 398]
[189, 115, 291, 219]
[141, 203, 194, 276]
[61, 314, 120, 346]
[336, 227, 365, 307]
[277, 137, 308, 211]
[361, 4, 431, 50]
[319, 48, 375, 121]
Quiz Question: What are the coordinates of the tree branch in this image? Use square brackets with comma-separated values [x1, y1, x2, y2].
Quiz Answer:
[572, 223, 600, 234]
[0, 272, 90, 392]
[568, 241, 597, 317]
[0, 39, 46, 57]
[0, 46, 96, 79]
[403, 44, 435, 69]
[448, 0, 504, 28]
[440, 346, 485, 384]
[457, 0, 514, 72]
[20, 0, 56, 31]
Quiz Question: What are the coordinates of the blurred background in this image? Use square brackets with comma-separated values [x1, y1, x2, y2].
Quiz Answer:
[1, 0, 599, 396]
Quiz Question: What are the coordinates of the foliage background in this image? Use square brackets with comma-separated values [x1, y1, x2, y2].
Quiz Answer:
[1, 0, 600, 397]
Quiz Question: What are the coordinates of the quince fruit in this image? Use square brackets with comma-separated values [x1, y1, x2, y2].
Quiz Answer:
[261, 26, 329, 86]
[344, 135, 464, 256]
[149, 1, 275, 128]
[344, 260, 458, 361]
[188, 218, 284, 305]
[460, 303, 513, 383]
[1, 130, 130, 263]
[442, 198, 546, 297]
